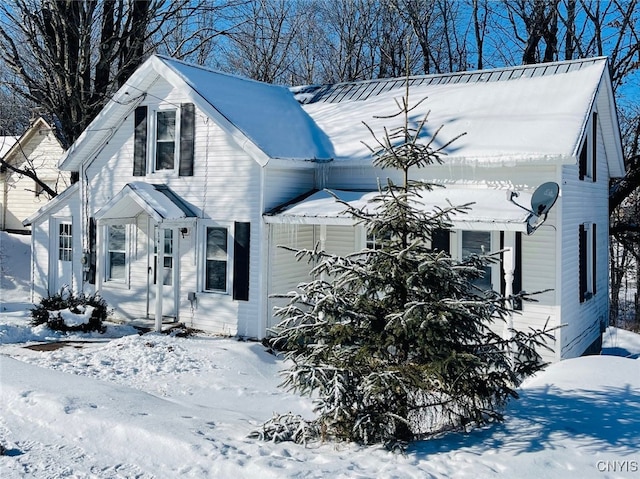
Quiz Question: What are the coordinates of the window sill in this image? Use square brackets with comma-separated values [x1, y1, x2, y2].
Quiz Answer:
[103, 280, 129, 290]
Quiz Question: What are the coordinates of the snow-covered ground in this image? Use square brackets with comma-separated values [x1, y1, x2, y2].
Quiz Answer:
[1, 231, 639, 478]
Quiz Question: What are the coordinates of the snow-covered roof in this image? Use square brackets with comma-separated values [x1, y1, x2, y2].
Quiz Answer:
[300, 57, 622, 170]
[158, 56, 333, 161]
[59, 55, 623, 178]
[2, 118, 62, 166]
[265, 188, 535, 232]
[60, 55, 332, 171]
[94, 182, 197, 223]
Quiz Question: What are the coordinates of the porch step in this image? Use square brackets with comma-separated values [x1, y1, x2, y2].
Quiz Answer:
[123, 317, 180, 333]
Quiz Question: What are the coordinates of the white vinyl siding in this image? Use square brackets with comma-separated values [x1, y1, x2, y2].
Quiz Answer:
[559, 119, 610, 359]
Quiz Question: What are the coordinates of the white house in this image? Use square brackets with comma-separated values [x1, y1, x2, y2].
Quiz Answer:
[1, 117, 68, 233]
[25, 55, 625, 363]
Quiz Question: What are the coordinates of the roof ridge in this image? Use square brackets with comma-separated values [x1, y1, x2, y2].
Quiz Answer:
[295, 56, 608, 105]
[155, 54, 285, 89]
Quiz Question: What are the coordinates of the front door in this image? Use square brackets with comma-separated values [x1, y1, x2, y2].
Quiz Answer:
[148, 224, 176, 320]
[52, 219, 73, 294]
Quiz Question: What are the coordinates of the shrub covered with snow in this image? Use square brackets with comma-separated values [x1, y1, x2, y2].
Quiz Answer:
[30, 289, 109, 333]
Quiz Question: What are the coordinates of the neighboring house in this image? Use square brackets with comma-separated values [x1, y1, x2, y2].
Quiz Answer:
[25, 55, 625, 362]
[1, 117, 68, 233]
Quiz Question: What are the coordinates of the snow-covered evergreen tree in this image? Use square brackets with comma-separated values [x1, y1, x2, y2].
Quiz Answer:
[262, 81, 553, 447]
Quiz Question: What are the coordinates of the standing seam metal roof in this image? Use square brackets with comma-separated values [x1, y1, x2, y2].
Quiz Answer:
[293, 57, 607, 105]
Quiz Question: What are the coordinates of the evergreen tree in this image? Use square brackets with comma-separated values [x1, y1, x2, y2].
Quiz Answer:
[258, 81, 554, 448]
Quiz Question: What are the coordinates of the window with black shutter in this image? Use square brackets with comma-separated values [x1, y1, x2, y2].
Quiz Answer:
[132, 103, 195, 176]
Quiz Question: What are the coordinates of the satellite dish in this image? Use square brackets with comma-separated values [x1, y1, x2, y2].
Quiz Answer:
[508, 182, 560, 235]
[530, 182, 559, 216]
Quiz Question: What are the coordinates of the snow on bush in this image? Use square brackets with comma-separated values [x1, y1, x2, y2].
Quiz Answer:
[30, 289, 109, 333]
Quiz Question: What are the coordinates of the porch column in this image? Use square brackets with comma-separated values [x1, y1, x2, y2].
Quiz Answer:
[502, 231, 516, 342]
[155, 225, 164, 332]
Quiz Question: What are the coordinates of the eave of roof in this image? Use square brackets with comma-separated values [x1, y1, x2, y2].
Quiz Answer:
[23, 182, 79, 226]
[265, 187, 536, 232]
[94, 182, 197, 223]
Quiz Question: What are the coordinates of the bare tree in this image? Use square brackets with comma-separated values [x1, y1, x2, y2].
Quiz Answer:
[0, 0, 217, 150]
[315, 0, 380, 82]
[154, 1, 241, 66]
[471, 0, 491, 69]
[377, 1, 416, 78]
[219, 0, 305, 84]
[504, 0, 560, 64]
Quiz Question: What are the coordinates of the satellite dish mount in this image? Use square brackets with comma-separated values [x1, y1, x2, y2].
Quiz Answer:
[508, 182, 559, 235]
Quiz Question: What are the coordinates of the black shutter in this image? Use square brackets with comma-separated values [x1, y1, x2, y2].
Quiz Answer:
[578, 140, 587, 181]
[133, 106, 147, 176]
[579, 224, 587, 302]
[592, 223, 597, 296]
[179, 103, 195, 176]
[432, 229, 450, 254]
[233, 222, 250, 301]
[88, 217, 97, 284]
[514, 232, 522, 310]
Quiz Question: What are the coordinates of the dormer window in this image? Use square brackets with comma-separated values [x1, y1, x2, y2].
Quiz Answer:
[133, 103, 195, 177]
[579, 111, 597, 182]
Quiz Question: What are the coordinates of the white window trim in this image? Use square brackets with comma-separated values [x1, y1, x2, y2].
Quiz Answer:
[104, 223, 131, 286]
[198, 220, 234, 295]
[148, 106, 181, 176]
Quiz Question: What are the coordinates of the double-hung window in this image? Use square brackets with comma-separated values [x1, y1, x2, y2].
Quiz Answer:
[461, 230, 494, 291]
[205, 226, 229, 292]
[365, 230, 392, 250]
[155, 110, 177, 171]
[107, 225, 126, 282]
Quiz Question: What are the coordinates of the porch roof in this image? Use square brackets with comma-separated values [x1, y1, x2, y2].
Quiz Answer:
[264, 188, 537, 232]
[95, 182, 197, 223]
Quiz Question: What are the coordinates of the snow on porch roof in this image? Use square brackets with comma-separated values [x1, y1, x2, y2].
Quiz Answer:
[95, 182, 197, 223]
[264, 188, 535, 232]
